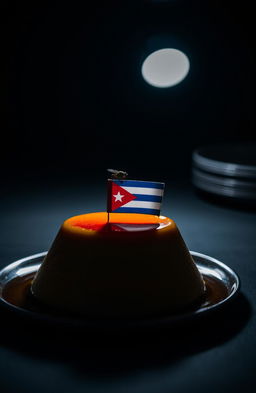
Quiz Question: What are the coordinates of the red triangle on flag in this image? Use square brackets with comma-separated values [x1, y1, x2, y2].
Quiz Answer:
[110, 182, 137, 211]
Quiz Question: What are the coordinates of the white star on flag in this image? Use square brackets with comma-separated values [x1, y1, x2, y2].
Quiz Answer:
[113, 191, 124, 202]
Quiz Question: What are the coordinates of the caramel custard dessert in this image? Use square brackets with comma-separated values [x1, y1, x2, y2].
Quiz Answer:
[31, 213, 205, 318]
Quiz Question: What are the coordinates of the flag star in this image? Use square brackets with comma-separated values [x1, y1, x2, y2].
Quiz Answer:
[113, 191, 124, 202]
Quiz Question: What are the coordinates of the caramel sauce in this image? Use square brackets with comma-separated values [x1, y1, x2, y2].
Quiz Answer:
[2, 273, 228, 318]
[65, 212, 172, 234]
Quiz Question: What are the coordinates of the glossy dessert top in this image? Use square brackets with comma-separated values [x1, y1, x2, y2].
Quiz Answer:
[63, 212, 174, 235]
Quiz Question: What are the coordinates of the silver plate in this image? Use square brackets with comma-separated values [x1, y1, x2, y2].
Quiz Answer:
[0, 251, 240, 329]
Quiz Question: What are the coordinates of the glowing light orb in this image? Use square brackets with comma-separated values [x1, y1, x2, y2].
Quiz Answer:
[141, 48, 190, 88]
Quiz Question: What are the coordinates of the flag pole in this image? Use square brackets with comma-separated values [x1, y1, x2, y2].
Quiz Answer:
[107, 169, 128, 225]
[107, 178, 111, 224]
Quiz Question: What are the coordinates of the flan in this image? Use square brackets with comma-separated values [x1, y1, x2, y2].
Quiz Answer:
[31, 213, 205, 317]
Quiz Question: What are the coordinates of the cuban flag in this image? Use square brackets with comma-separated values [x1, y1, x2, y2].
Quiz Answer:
[107, 179, 165, 215]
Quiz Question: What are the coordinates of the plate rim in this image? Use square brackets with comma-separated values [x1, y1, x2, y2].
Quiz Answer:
[0, 251, 240, 329]
[192, 147, 256, 178]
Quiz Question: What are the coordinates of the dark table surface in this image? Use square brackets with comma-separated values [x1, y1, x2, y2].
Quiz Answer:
[0, 177, 255, 393]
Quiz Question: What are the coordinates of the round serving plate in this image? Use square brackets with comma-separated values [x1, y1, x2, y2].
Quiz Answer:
[0, 251, 240, 330]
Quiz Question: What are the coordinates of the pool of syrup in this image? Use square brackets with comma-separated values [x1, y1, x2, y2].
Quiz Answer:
[1, 272, 228, 319]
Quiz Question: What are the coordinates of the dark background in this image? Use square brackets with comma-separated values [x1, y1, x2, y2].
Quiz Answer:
[1, 0, 255, 184]
[1, 2, 256, 393]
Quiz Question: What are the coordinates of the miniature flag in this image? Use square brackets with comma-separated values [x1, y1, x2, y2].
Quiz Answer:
[107, 179, 165, 215]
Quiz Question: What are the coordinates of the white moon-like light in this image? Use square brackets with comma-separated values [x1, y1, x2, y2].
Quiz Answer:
[141, 48, 190, 88]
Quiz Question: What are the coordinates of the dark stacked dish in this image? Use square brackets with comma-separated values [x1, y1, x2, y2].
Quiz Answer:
[192, 145, 256, 206]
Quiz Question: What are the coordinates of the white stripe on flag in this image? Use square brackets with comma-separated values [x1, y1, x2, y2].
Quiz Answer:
[123, 200, 161, 209]
[123, 187, 164, 196]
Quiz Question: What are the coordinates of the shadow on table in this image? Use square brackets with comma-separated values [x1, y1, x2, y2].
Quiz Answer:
[194, 189, 256, 213]
[0, 293, 251, 379]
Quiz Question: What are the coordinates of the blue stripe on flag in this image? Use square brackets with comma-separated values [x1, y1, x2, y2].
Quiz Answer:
[133, 194, 162, 202]
[114, 180, 164, 189]
[114, 207, 161, 215]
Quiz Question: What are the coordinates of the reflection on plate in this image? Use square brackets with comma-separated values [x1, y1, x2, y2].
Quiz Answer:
[0, 251, 240, 330]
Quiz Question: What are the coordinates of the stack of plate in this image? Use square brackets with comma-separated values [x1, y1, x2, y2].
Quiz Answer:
[191, 144, 256, 204]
